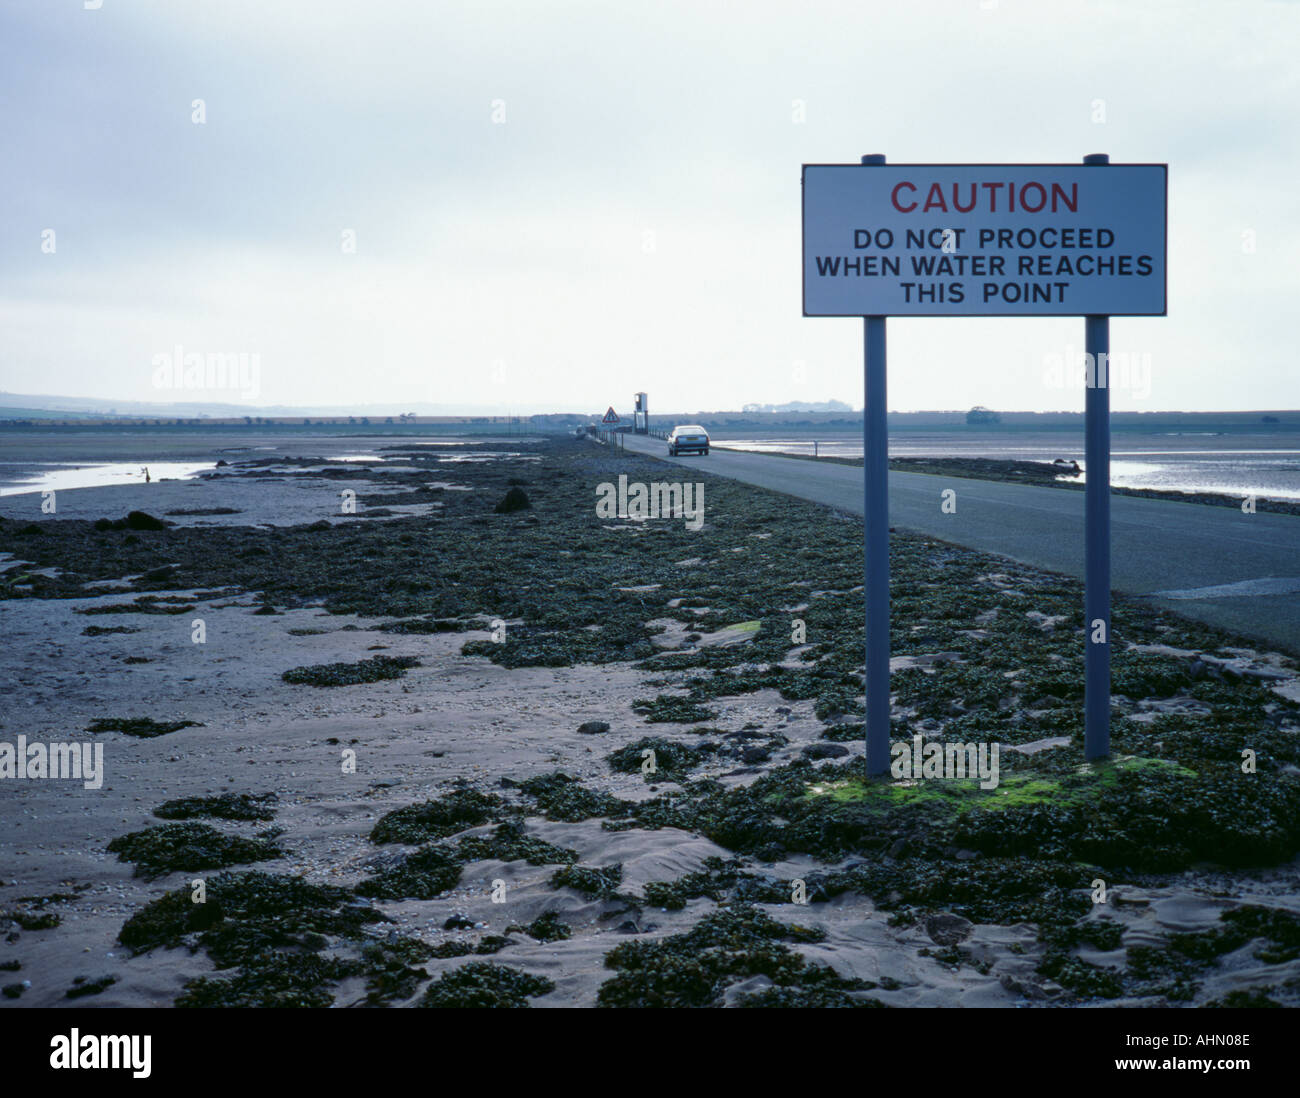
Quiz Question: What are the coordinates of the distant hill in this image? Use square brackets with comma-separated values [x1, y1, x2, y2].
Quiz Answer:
[0, 405, 104, 420]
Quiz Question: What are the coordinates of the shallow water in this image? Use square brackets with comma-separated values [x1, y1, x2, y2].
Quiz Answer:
[715, 436, 1300, 500]
[0, 461, 215, 497]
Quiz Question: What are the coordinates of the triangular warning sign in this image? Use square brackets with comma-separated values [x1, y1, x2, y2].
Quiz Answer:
[602, 406, 620, 423]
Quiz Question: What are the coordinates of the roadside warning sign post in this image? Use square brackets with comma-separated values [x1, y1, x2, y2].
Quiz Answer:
[803, 153, 1167, 773]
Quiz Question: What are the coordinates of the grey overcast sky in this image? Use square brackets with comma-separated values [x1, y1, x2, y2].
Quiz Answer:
[1, 0, 1296, 414]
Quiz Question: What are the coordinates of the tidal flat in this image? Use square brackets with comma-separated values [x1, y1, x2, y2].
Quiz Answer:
[1, 436, 1298, 1008]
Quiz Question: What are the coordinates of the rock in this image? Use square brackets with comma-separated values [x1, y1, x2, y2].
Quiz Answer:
[577, 721, 610, 735]
[1000, 974, 1049, 1000]
[802, 743, 849, 760]
[215, 459, 229, 467]
[925, 912, 974, 946]
[741, 746, 771, 765]
[124, 510, 168, 531]
[494, 487, 531, 514]
[888, 837, 909, 859]
[616, 920, 656, 935]
[443, 913, 474, 930]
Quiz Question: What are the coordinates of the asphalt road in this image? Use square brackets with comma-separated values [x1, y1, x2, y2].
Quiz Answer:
[620, 433, 1300, 655]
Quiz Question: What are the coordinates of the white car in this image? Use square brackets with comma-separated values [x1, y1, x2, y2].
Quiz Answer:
[668, 425, 709, 456]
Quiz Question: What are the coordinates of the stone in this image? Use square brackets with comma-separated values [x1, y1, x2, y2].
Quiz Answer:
[925, 912, 974, 946]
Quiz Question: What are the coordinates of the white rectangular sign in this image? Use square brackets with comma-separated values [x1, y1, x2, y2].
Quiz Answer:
[802, 163, 1167, 317]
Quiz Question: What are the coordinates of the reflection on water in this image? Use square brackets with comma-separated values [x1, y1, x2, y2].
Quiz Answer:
[0, 462, 215, 497]
[714, 438, 1300, 501]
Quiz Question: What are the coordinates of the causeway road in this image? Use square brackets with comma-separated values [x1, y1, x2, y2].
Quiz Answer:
[619, 433, 1300, 655]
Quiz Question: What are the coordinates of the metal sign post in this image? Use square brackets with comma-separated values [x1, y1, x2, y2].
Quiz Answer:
[1084, 307, 1110, 759]
[1083, 150, 1113, 760]
[802, 153, 1166, 777]
[861, 155, 891, 775]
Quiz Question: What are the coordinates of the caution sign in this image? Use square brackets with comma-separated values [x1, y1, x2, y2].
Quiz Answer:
[602, 407, 620, 424]
[802, 163, 1166, 317]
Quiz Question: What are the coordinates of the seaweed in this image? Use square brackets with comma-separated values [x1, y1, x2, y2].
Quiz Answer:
[632, 696, 719, 724]
[597, 905, 872, 1008]
[514, 772, 633, 823]
[118, 871, 390, 1007]
[87, 717, 201, 738]
[357, 938, 435, 1005]
[354, 821, 576, 900]
[353, 843, 464, 900]
[417, 962, 554, 1007]
[106, 822, 285, 878]
[550, 863, 624, 899]
[65, 975, 118, 999]
[154, 792, 278, 822]
[454, 819, 578, 866]
[281, 654, 420, 687]
[370, 787, 505, 844]
[607, 736, 711, 781]
[510, 912, 572, 943]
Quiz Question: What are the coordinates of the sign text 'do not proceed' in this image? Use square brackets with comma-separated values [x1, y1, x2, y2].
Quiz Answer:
[802, 164, 1167, 317]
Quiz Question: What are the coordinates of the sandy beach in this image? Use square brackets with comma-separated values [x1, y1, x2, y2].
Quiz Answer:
[2, 435, 1299, 1009]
